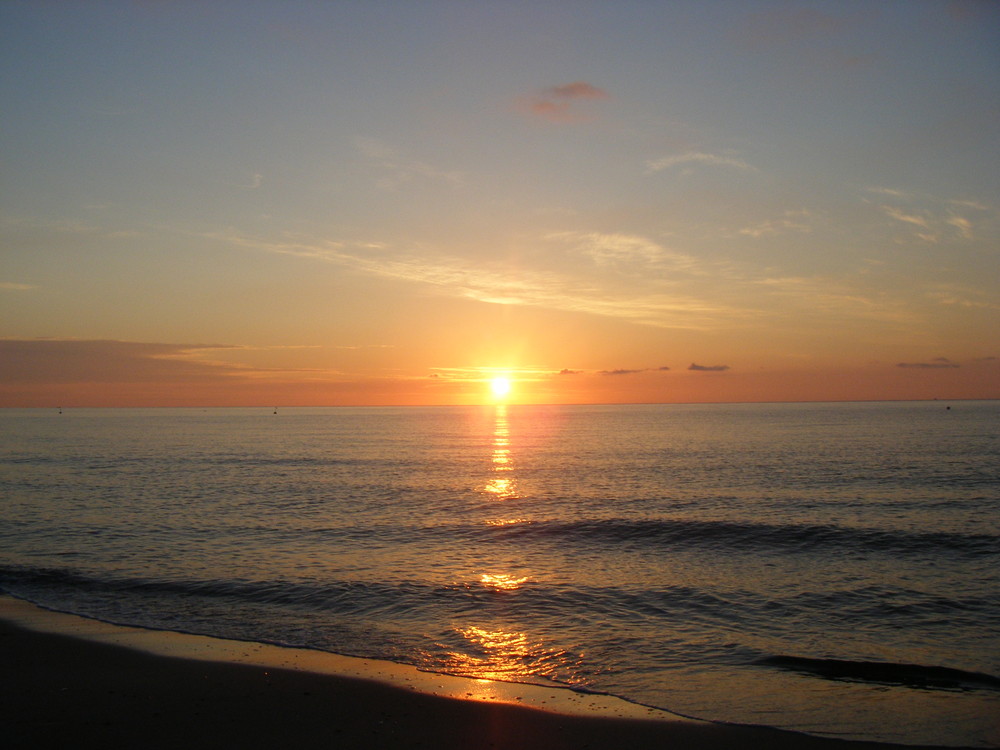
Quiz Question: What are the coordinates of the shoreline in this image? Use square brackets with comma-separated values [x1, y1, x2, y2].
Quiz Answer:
[0, 596, 970, 749]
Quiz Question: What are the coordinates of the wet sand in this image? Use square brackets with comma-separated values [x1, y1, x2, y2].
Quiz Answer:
[0, 596, 959, 749]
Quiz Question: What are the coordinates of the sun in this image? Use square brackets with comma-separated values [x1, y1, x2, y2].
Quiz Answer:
[490, 377, 512, 399]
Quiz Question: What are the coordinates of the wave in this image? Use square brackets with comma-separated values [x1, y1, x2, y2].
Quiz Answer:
[3, 563, 994, 630]
[756, 654, 1000, 693]
[479, 517, 1000, 559]
[208, 516, 997, 560]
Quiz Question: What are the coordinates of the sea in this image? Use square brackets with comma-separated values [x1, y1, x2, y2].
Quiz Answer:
[1, 401, 997, 747]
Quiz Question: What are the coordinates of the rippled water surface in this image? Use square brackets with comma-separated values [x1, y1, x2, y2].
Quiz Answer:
[1, 402, 998, 746]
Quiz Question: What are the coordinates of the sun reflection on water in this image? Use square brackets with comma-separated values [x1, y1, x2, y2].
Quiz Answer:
[482, 403, 518, 500]
[440, 625, 568, 683]
[438, 406, 578, 690]
[480, 572, 529, 591]
[483, 476, 515, 497]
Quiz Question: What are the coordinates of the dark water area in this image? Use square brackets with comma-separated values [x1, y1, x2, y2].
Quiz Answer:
[1, 401, 998, 746]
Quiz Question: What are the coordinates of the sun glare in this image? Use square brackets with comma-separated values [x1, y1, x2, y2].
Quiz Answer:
[490, 377, 512, 399]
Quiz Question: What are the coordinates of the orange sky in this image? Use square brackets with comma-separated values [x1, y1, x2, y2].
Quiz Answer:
[1, 339, 996, 407]
[2, 2, 998, 407]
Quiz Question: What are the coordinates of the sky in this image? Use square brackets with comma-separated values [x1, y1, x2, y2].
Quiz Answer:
[2, 0, 998, 406]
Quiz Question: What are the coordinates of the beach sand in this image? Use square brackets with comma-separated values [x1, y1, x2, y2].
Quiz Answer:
[0, 596, 957, 750]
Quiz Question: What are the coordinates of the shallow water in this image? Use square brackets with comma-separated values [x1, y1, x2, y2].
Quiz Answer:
[1, 402, 998, 746]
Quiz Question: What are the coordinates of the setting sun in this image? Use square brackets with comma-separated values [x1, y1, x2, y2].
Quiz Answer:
[490, 377, 512, 399]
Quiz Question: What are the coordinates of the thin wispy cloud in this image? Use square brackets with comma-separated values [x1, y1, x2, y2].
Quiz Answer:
[0, 282, 37, 290]
[207, 225, 939, 335]
[427, 365, 550, 382]
[945, 215, 973, 239]
[866, 186, 910, 199]
[882, 206, 930, 230]
[645, 151, 754, 174]
[752, 275, 915, 325]
[866, 187, 993, 242]
[354, 137, 463, 189]
[739, 210, 813, 238]
[548, 230, 702, 275]
[2, 214, 143, 240]
[926, 284, 1000, 310]
[948, 199, 990, 211]
[205, 228, 740, 331]
[2, 216, 101, 235]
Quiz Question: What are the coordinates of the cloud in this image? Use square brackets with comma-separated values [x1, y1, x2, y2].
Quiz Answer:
[354, 137, 463, 189]
[866, 186, 910, 199]
[558, 368, 582, 375]
[753, 275, 917, 324]
[882, 205, 930, 230]
[924, 285, 1000, 310]
[645, 152, 754, 174]
[945, 215, 973, 239]
[868, 188, 994, 243]
[519, 81, 609, 123]
[927, 291, 1000, 310]
[211, 220, 959, 339]
[897, 359, 960, 369]
[548, 230, 706, 278]
[2, 215, 146, 243]
[0, 282, 37, 290]
[739, 210, 813, 238]
[0, 339, 242, 385]
[948, 199, 990, 211]
[427, 366, 551, 383]
[598, 366, 671, 376]
[688, 363, 730, 372]
[206, 229, 739, 331]
[223, 172, 263, 190]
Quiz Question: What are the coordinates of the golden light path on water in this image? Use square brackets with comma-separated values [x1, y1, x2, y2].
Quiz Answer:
[482, 403, 518, 500]
[443, 625, 569, 683]
[440, 402, 568, 685]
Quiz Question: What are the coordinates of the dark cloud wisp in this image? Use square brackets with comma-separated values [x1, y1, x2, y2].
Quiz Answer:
[688, 363, 730, 372]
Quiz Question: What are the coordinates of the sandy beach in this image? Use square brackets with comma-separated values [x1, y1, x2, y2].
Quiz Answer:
[1, 596, 968, 750]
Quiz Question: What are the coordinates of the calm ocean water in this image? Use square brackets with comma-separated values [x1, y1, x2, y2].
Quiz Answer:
[1, 402, 998, 746]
